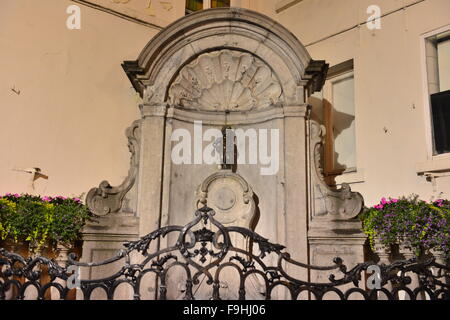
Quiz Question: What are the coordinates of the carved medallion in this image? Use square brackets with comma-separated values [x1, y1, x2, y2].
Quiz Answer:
[196, 171, 255, 227]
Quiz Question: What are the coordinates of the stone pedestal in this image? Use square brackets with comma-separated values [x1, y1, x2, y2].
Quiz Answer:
[51, 243, 70, 300]
[308, 221, 366, 287]
[399, 241, 422, 300]
[373, 240, 392, 300]
[430, 248, 448, 266]
[77, 213, 139, 300]
[430, 248, 449, 293]
[24, 241, 43, 300]
[307, 119, 366, 296]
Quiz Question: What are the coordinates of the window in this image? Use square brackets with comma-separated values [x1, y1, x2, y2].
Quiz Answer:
[186, 0, 203, 13]
[186, 0, 230, 14]
[211, 0, 231, 8]
[309, 59, 358, 185]
[425, 30, 450, 155]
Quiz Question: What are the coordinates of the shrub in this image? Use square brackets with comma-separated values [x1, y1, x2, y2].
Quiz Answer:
[46, 196, 92, 246]
[0, 193, 94, 251]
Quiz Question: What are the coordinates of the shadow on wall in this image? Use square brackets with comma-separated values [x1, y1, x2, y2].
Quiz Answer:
[308, 96, 355, 186]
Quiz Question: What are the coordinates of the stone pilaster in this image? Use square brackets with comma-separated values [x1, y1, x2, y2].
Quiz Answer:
[137, 104, 167, 238]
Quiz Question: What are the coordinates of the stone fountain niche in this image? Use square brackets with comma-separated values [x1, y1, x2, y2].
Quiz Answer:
[82, 8, 366, 299]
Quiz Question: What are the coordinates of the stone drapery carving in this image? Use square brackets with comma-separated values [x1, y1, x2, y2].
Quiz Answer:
[86, 120, 141, 216]
[168, 50, 282, 112]
[308, 119, 363, 220]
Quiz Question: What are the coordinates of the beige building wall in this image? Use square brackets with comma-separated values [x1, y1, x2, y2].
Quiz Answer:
[266, 0, 450, 205]
[0, 0, 160, 198]
[1, 0, 449, 207]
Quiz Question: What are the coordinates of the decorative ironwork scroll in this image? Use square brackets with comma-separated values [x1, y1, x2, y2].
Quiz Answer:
[1, 207, 449, 300]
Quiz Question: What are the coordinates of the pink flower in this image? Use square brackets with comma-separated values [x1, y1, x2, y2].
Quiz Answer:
[435, 199, 444, 207]
[42, 196, 52, 202]
[390, 198, 398, 203]
[381, 197, 388, 205]
[374, 204, 384, 210]
[5, 193, 11, 196]
[74, 198, 81, 203]
[13, 194, 20, 198]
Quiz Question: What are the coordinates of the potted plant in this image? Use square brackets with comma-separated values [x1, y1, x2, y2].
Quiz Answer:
[360, 195, 449, 261]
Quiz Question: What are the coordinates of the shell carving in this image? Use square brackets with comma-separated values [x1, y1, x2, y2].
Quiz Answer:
[169, 50, 282, 111]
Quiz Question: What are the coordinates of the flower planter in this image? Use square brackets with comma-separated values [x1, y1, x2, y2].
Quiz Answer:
[373, 239, 392, 264]
[361, 196, 449, 263]
[1, 193, 94, 300]
[429, 248, 448, 266]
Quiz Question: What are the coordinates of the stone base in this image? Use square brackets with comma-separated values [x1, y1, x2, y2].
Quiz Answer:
[78, 212, 139, 300]
[308, 219, 367, 294]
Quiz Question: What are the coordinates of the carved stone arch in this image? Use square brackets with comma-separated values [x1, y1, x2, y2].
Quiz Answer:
[123, 8, 328, 107]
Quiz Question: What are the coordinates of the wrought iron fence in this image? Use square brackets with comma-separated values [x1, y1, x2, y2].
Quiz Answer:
[1, 206, 449, 300]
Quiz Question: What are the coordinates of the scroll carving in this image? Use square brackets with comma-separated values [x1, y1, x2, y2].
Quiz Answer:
[308, 120, 363, 220]
[86, 120, 141, 216]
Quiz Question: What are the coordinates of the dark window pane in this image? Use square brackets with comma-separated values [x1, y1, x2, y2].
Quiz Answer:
[211, 0, 230, 8]
[431, 89, 450, 154]
[186, 0, 203, 13]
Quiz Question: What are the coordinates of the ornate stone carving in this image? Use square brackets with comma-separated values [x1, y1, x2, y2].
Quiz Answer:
[196, 171, 256, 228]
[308, 120, 363, 220]
[304, 60, 329, 95]
[86, 120, 141, 216]
[169, 50, 282, 112]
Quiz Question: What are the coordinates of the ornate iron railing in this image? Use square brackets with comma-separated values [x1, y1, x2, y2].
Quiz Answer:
[1, 207, 449, 300]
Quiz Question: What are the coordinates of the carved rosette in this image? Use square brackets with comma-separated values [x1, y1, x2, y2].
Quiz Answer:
[86, 120, 141, 216]
[308, 120, 364, 220]
[168, 50, 282, 112]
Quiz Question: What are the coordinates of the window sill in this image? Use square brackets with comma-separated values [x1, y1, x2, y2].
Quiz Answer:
[275, 0, 304, 13]
[326, 169, 365, 186]
[416, 155, 450, 174]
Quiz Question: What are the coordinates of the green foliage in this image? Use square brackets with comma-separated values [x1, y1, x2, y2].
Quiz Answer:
[0, 193, 95, 251]
[360, 195, 450, 259]
[49, 197, 92, 246]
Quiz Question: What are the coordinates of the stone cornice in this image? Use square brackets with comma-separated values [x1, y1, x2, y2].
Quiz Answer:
[122, 8, 321, 107]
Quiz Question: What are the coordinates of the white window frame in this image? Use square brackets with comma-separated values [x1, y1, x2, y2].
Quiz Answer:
[186, 0, 236, 12]
[320, 60, 365, 186]
[417, 24, 450, 174]
[323, 71, 357, 175]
